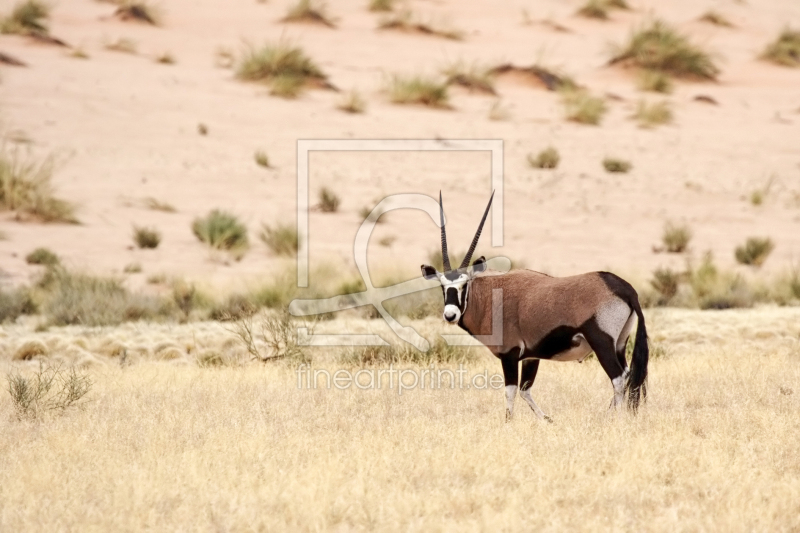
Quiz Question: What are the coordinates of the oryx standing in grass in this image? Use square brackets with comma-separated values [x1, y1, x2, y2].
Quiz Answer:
[421, 193, 648, 421]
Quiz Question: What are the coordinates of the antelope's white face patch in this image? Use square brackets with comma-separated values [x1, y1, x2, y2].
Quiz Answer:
[439, 273, 468, 324]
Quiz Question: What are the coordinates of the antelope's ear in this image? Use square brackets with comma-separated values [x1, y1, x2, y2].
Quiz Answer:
[470, 256, 487, 274]
[421, 265, 439, 280]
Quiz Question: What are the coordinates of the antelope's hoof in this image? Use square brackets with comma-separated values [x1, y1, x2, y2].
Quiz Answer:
[543, 415, 554, 424]
[505, 409, 512, 423]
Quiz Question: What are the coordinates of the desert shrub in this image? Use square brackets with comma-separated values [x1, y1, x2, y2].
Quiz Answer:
[144, 197, 176, 212]
[155, 52, 174, 64]
[105, 37, 137, 54]
[6, 363, 91, 420]
[735, 237, 774, 267]
[123, 262, 142, 274]
[359, 205, 387, 224]
[192, 210, 249, 257]
[699, 11, 733, 28]
[133, 225, 161, 249]
[577, 0, 608, 19]
[197, 122, 209, 135]
[0, 286, 36, 322]
[662, 222, 692, 253]
[603, 157, 632, 173]
[0, 147, 77, 223]
[610, 19, 720, 79]
[170, 280, 213, 320]
[634, 100, 673, 128]
[761, 28, 800, 67]
[114, 1, 161, 25]
[382, 286, 442, 320]
[236, 41, 328, 97]
[560, 89, 607, 125]
[379, 10, 463, 40]
[231, 311, 312, 364]
[688, 253, 758, 309]
[337, 89, 366, 113]
[387, 74, 450, 108]
[442, 62, 496, 94]
[650, 267, 681, 304]
[318, 187, 341, 213]
[209, 293, 258, 321]
[0, 0, 49, 35]
[283, 0, 335, 28]
[340, 337, 475, 366]
[489, 63, 577, 92]
[750, 190, 764, 206]
[369, 0, 394, 12]
[260, 223, 298, 256]
[254, 150, 270, 168]
[637, 69, 673, 93]
[26, 247, 59, 266]
[527, 147, 560, 169]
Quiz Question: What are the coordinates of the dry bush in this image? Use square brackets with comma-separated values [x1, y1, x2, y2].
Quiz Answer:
[603, 157, 632, 173]
[260, 223, 298, 256]
[143, 197, 176, 212]
[527, 147, 560, 169]
[650, 267, 681, 305]
[340, 338, 476, 366]
[368, 0, 394, 12]
[155, 52, 174, 64]
[699, 11, 733, 28]
[114, 1, 161, 25]
[0, 0, 49, 35]
[235, 41, 329, 98]
[735, 237, 775, 267]
[0, 286, 36, 322]
[379, 10, 463, 41]
[26, 247, 60, 266]
[283, 0, 336, 28]
[123, 262, 142, 274]
[254, 150, 270, 168]
[209, 294, 258, 322]
[70, 47, 89, 59]
[318, 187, 341, 213]
[637, 69, 673, 93]
[560, 89, 607, 125]
[358, 205, 388, 224]
[6, 363, 91, 420]
[761, 28, 800, 67]
[105, 37, 137, 54]
[634, 100, 673, 128]
[337, 89, 366, 113]
[133, 226, 161, 249]
[197, 123, 209, 135]
[387, 74, 450, 108]
[231, 311, 312, 364]
[0, 146, 77, 223]
[662, 221, 692, 253]
[610, 19, 720, 80]
[442, 62, 496, 95]
[192, 210, 249, 258]
[577, 0, 608, 20]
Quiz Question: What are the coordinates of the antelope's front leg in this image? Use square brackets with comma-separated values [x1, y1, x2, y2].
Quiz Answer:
[501, 354, 519, 422]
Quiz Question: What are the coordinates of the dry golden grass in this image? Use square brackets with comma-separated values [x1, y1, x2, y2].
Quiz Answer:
[0, 308, 799, 530]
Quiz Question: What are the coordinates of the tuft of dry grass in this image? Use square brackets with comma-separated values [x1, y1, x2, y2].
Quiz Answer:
[378, 10, 463, 41]
[192, 210, 249, 259]
[260, 223, 298, 256]
[577, 0, 609, 20]
[282, 0, 336, 28]
[26, 247, 60, 266]
[0, 286, 36, 322]
[560, 88, 607, 125]
[114, 1, 161, 25]
[235, 41, 329, 98]
[637, 69, 673, 93]
[603, 157, 632, 173]
[6, 363, 92, 420]
[254, 150, 270, 168]
[105, 37, 137, 54]
[527, 147, 560, 169]
[662, 221, 692, 253]
[634, 99, 673, 128]
[735, 237, 775, 267]
[337, 89, 367, 114]
[442, 62, 496, 95]
[368, 0, 394, 12]
[143, 197, 176, 213]
[699, 11, 733, 28]
[0, 0, 49, 35]
[155, 51, 174, 64]
[610, 19, 720, 80]
[387, 74, 450, 108]
[123, 262, 142, 274]
[133, 225, 161, 249]
[761, 28, 800, 67]
[318, 187, 341, 213]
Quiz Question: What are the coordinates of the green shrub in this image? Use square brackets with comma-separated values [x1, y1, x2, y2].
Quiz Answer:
[318, 187, 341, 213]
[387, 74, 450, 108]
[527, 147, 560, 169]
[560, 89, 607, 125]
[735, 237, 775, 267]
[260, 223, 298, 256]
[0, 0, 49, 35]
[26, 247, 59, 266]
[761, 28, 800, 67]
[637, 69, 673, 93]
[192, 210, 249, 257]
[236, 41, 328, 97]
[603, 157, 632, 173]
[283, 0, 335, 28]
[254, 150, 271, 168]
[133, 225, 161, 249]
[662, 222, 692, 253]
[635, 100, 673, 128]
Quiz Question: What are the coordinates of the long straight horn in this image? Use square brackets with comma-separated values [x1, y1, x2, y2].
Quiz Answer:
[459, 191, 494, 269]
[439, 191, 452, 271]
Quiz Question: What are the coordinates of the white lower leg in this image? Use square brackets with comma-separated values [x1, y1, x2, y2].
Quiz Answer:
[505, 385, 517, 420]
[520, 388, 551, 422]
[611, 368, 630, 408]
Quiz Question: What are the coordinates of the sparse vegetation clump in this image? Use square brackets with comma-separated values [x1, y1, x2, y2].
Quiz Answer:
[254, 150, 270, 168]
[603, 157, 632, 173]
[634, 100, 673, 128]
[610, 19, 720, 80]
[387, 74, 450, 108]
[527, 147, 560, 169]
[144, 197, 176, 212]
[379, 10, 463, 41]
[442, 62, 496, 95]
[133, 225, 161, 249]
[0, 147, 77, 223]
[761, 28, 800, 67]
[650, 267, 681, 304]
[637, 69, 673, 93]
[560, 88, 607, 125]
[577, 0, 609, 20]
[232, 311, 312, 364]
[735, 237, 775, 267]
[318, 187, 341, 213]
[341, 338, 475, 366]
[260, 223, 298, 256]
[192, 210, 249, 258]
[105, 37, 137, 54]
[283, 0, 336, 28]
[26, 247, 59, 266]
[337, 89, 367, 113]
[236, 41, 329, 98]
[114, 1, 161, 25]
[155, 52, 175, 64]
[0, 286, 36, 322]
[699, 11, 733, 28]
[0, 0, 49, 36]
[359, 205, 387, 224]
[662, 222, 692, 253]
[6, 363, 92, 420]
[123, 262, 142, 274]
[368, 0, 394, 12]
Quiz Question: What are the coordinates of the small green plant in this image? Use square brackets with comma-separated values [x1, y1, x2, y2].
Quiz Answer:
[260, 223, 298, 256]
[610, 19, 720, 80]
[6, 363, 92, 420]
[442, 62, 496, 94]
[133, 225, 161, 249]
[735, 237, 775, 267]
[369, 0, 394, 12]
[337, 89, 366, 113]
[105, 37, 137, 54]
[527, 147, 560, 169]
[192, 210, 249, 257]
[114, 1, 161, 25]
[634, 100, 673, 128]
[0, 0, 49, 36]
[388, 74, 450, 108]
[236, 41, 328, 97]
[123, 262, 142, 274]
[637, 69, 673, 93]
[761, 28, 800, 67]
[662, 222, 692, 253]
[318, 187, 341, 213]
[603, 157, 632, 173]
[699, 11, 733, 27]
[155, 51, 175, 64]
[750, 190, 764, 206]
[254, 150, 271, 168]
[25, 247, 59, 266]
[379, 10, 463, 40]
[283, 0, 336, 28]
[560, 88, 607, 125]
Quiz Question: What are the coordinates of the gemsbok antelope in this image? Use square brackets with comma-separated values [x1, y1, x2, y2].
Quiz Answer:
[421, 192, 648, 421]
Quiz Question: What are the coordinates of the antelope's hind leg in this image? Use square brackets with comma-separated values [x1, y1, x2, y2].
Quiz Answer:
[520, 359, 552, 423]
[584, 321, 627, 410]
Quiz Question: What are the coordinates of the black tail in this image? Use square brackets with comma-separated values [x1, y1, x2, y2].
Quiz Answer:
[626, 299, 648, 412]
